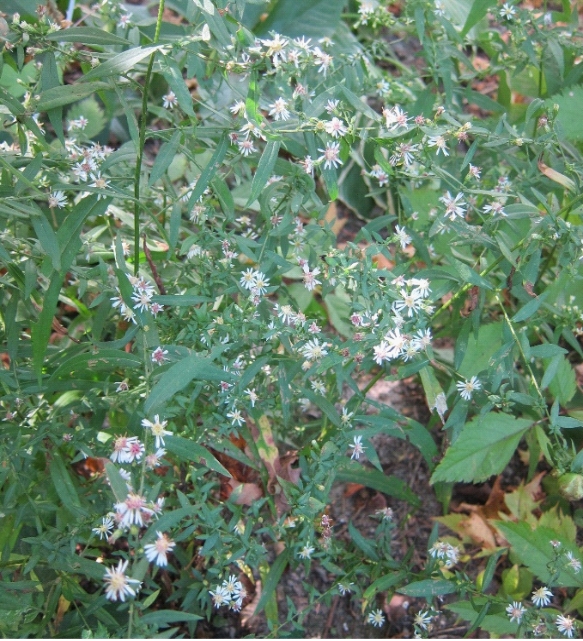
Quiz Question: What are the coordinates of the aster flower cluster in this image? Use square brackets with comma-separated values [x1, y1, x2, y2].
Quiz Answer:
[429, 540, 460, 568]
[505, 586, 579, 638]
[110, 273, 164, 325]
[209, 574, 248, 612]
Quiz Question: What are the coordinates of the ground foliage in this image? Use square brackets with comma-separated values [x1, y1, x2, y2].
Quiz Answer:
[0, 0, 583, 638]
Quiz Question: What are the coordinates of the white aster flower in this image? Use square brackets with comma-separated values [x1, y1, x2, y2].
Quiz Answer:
[141, 415, 172, 448]
[532, 586, 553, 607]
[367, 609, 385, 627]
[103, 559, 141, 602]
[506, 601, 526, 624]
[556, 614, 576, 638]
[456, 376, 481, 401]
[349, 435, 366, 460]
[144, 531, 176, 567]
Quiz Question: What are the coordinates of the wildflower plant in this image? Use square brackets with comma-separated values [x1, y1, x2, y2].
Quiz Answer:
[0, 0, 583, 637]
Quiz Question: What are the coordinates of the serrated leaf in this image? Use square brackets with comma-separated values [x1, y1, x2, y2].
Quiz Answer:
[446, 599, 518, 636]
[246, 140, 281, 206]
[547, 356, 576, 404]
[495, 522, 583, 587]
[67, 96, 106, 139]
[430, 413, 532, 484]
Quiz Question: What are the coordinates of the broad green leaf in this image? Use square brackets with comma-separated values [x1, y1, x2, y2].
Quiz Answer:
[548, 356, 576, 405]
[461, 0, 496, 37]
[246, 140, 281, 206]
[46, 26, 131, 46]
[446, 599, 518, 636]
[398, 579, 457, 597]
[549, 86, 583, 142]
[36, 82, 110, 111]
[255, 0, 345, 39]
[67, 97, 107, 139]
[511, 291, 548, 322]
[495, 522, 583, 587]
[430, 413, 532, 484]
[458, 322, 504, 378]
[81, 46, 164, 82]
[49, 453, 85, 516]
[145, 353, 231, 412]
[336, 461, 420, 506]
[164, 435, 231, 477]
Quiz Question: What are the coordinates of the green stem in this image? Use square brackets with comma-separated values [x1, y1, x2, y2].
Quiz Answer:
[133, 0, 166, 276]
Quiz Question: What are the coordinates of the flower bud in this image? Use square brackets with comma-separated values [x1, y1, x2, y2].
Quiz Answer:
[558, 473, 583, 501]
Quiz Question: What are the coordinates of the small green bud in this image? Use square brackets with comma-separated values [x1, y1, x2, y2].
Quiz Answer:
[558, 473, 583, 501]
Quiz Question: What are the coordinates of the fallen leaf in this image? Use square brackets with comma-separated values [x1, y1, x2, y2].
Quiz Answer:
[459, 512, 497, 549]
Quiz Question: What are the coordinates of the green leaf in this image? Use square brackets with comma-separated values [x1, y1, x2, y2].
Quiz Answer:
[363, 571, 407, 600]
[139, 611, 202, 626]
[336, 461, 420, 506]
[145, 353, 231, 413]
[398, 579, 457, 597]
[458, 322, 504, 378]
[149, 129, 181, 186]
[430, 413, 532, 484]
[49, 453, 85, 516]
[185, 134, 229, 213]
[36, 82, 110, 111]
[142, 505, 197, 543]
[67, 96, 107, 139]
[246, 140, 281, 206]
[49, 349, 142, 380]
[162, 58, 195, 117]
[511, 291, 548, 323]
[461, 0, 495, 37]
[253, 549, 291, 615]
[548, 357, 576, 405]
[104, 461, 129, 503]
[45, 26, 131, 46]
[495, 522, 583, 587]
[31, 214, 60, 271]
[164, 436, 231, 477]
[255, 0, 345, 39]
[81, 46, 163, 82]
[446, 599, 518, 636]
[348, 521, 378, 561]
